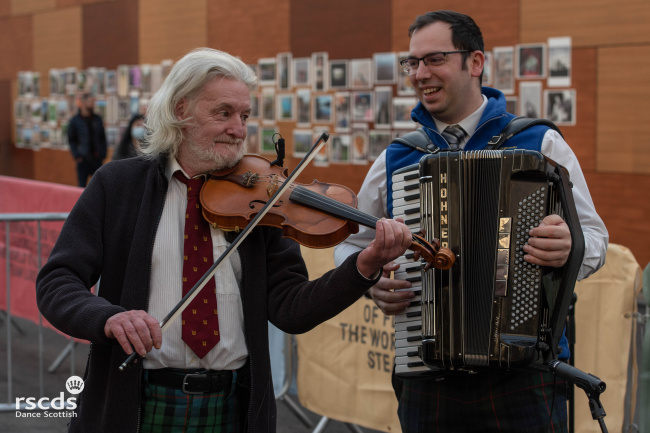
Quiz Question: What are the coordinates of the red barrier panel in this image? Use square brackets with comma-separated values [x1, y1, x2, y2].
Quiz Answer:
[0, 175, 82, 332]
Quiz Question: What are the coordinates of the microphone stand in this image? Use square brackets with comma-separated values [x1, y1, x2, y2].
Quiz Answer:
[546, 360, 608, 433]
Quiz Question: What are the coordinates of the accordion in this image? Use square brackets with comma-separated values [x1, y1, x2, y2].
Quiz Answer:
[392, 150, 585, 377]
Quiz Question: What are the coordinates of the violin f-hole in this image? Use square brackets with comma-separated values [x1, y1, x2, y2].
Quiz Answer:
[250, 199, 283, 209]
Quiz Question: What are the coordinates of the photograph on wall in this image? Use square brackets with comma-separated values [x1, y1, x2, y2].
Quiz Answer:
[374, 86, 392, 128]
[373, 52, 397, 85]
[293, 57, 310, 86]
[329, 60, 348, 89]
[351, 123, 369, 164]
[296, 89, 311, 127]
[483, 51, 493, 87]
[276, 93, 295, 121]
[150, 65, 163, 94]
[140, 65, 151, 95]
[545, 89, 576, 125]
[276, 52, 292, 90]
[311, 52, 328, 91]
[250, 91, 259, 119]
[519, 81, 543, 119]
[493, 46, 514, 94]
[293, 129, 313, 157]
[516, 43, 546, 79]
[313, 94, 333, 124]
[397, 52, 416, 95]
[261, 127, 278, 154]
[334, 92, 351, 132]
[117, 65, 129, 97]
[392, 97, 418, 129]
[246, 121, 259, 153]
[352, 91, 373, 122]
[548, 37, 572, 87]
[330, 134, 351, 163]
[105, 70, 117, 95]
[129, 66, 141, 91]
[369, 130, 391, 160]
[258, 58, 277, 87]
[350, 59, 373, 89]
[261, 87, 275, 125]
[505, 97, 518, 116]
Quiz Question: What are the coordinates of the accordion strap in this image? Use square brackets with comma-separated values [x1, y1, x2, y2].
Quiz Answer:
[487, 116, 564, 150]
[393, 117, 563, 154]
[391, 128, 440, 154]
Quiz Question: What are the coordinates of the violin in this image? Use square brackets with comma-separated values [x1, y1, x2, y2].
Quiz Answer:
[200, 154, 455, 270]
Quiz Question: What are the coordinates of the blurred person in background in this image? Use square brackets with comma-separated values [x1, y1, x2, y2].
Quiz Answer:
[112, 114, 146, 160]
[67, 92, 107, 187]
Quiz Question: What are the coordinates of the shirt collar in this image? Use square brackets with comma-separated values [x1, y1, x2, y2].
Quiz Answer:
[432, 94, 488, 138]
[166, 155, 205, 182]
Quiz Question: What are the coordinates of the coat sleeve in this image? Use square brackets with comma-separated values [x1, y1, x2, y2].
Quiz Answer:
[263, 230, 378, 335]
[35, 171, 125, 344]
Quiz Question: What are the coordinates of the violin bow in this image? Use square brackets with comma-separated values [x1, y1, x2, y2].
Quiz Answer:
[119, 132, 330, 371]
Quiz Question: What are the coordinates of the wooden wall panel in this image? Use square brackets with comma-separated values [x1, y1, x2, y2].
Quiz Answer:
[586, 172, 650, 267]
[558, 47, 596, 171]
[0, 1, 11, 17]
[33, 6, 82, 80]
[82, 0, 138, 69]
[521, 0, 650, 46]
[289, 0, 391, 59]
[392, 1, 520, 52]
[32, 148, 77, 184]
[139, 0, 207, 64]
[597, 45, 650, 174]
[207, 0, 290, 62]
[0, 14, 33, 80]
[11, 0, 56, 16]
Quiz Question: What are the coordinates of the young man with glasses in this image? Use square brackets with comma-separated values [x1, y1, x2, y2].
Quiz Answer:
[334, 10, 608, 433]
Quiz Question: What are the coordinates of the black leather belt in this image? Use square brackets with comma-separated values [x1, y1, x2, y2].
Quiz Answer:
[147, 368, 233, 394]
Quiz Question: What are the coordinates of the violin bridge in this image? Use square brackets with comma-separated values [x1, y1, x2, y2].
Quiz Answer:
[267, 174, 279, 197]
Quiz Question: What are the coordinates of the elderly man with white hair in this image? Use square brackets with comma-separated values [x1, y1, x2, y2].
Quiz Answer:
[36, 48, 413, 433]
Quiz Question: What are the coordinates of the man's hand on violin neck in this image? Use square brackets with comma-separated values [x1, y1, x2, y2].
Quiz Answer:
[356, 218, 412, 279]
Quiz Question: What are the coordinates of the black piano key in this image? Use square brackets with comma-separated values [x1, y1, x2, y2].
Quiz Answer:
[407, 350, 418, 357]
[404, 207, 420, 215]
[407, 361, 425, 368]
[407, 335, 423, 342]
[406, 310, 422, 318]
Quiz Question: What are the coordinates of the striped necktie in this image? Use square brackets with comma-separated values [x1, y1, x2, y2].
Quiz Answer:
[441, 125, 466, 150]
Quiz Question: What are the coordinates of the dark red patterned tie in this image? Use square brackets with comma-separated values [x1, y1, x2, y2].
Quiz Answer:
[174, 171, 220, 358]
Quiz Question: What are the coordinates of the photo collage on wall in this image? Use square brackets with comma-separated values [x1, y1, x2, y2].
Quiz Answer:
[13, 35, 574, 160]
[14, 60, 173, 151]
[246, 51, 420, 167]
[488, 36, 575, 126]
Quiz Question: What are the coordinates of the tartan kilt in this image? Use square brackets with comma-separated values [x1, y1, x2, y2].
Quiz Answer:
[139, 370, 241, 433]
[396, 369, 568, 433]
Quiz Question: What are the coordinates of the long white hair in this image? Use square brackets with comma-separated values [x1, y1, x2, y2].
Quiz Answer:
[141, 48, 257, 158]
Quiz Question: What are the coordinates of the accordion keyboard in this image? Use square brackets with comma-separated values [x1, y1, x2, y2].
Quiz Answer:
[391, 166, 431, 376]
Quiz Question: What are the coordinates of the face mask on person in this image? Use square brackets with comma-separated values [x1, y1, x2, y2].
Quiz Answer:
[131, 126, 145, 140]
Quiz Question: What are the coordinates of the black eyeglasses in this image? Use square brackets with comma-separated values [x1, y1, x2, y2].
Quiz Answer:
[399, 51, 470, 75]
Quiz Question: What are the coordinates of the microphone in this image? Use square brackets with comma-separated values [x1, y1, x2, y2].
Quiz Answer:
[547, 360, 606, 394]
[270, 134, 285, 167]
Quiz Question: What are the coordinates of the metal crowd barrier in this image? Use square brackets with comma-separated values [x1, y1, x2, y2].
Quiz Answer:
[0, 212, 74, 412]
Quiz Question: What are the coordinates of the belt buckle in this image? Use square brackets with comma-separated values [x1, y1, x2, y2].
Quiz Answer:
[182, 373, 208, 394]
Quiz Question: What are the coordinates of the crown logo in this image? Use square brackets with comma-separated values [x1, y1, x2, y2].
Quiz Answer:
[65, 375, 85, 395]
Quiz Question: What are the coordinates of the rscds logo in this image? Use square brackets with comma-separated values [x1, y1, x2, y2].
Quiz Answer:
[15, 376, 82, 418]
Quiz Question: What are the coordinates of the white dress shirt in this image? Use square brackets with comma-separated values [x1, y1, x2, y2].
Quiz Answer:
[144, 156, 248, 370]
[334, 102, 609, 281]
